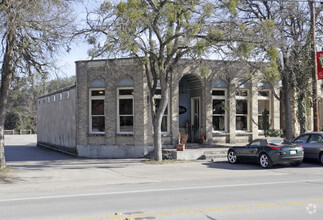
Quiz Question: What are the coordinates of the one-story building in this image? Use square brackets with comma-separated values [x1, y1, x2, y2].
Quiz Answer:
[37, 58, 322, 158]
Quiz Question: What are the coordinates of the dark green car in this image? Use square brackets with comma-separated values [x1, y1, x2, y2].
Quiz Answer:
[227, 138, 304, 168]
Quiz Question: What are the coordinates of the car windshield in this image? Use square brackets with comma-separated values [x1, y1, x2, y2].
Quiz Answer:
[268, 139, 284, 145]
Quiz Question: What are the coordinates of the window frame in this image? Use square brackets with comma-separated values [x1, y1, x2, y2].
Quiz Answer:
[212, 88, 227, 132]
[117, 87, 134, 134]
[89, 88, 105, 134]
[235, 89, 250, 131]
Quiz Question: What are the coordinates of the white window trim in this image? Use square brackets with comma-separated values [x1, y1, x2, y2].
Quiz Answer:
[117, 87, 134, 134]
[236, 89, 250, 132]
[89, 88, 105, 134]
[154, 90, 170, 134]
[212, 89, 228, 133]
[258, 89, 271, 132]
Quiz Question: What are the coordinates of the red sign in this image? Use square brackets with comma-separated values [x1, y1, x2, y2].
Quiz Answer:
[317, 51, 323, 79]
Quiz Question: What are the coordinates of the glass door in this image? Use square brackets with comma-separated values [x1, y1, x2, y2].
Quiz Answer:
[191, 97, 201, 142]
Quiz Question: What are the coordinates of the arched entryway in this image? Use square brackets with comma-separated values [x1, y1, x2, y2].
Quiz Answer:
[179, 74, 203, 143]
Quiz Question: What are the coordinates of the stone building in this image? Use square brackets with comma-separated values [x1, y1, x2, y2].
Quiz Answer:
[37, 58, 299, 158]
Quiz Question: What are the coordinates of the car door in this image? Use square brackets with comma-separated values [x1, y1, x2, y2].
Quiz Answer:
[306, 134, 323, 159]
[245, 141, 261, 162]
[293, 134, 311, 158]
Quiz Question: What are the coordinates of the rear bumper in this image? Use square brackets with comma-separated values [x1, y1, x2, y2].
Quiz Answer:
[271, 152, 304, 164]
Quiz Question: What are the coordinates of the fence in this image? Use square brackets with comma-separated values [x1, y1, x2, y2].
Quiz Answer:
[4, 130, 33, 135]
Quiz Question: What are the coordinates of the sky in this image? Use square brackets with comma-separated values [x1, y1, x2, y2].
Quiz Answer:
[56, 0, 100, 78]
[57, 42, 90, 77]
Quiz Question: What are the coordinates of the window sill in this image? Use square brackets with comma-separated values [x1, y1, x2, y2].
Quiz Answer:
[236, 131, 252, 135]
[212, 131, 229, 135]
[116, 133, 134, 137]
[161, 133, 172, 137]
[88, 133, 105, 136]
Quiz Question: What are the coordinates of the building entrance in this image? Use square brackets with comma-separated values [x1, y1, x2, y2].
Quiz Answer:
[179, 74, 203, 143]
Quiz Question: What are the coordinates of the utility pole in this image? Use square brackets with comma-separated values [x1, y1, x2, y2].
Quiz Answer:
[309, 0, 320, 131]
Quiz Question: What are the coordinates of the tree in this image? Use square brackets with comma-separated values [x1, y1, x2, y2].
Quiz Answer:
[5, 75, 76, 134]
[0, 0, 76, 169]
[83, 0, 225, 160]
[225, 0, 322, 140]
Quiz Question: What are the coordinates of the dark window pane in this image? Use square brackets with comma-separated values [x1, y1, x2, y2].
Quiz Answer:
[236, 90, 248, 96]
[258, 116, 269, 130]
[155, 89, 161, 95]
[92, 100, 104, 115]
[258, 91, 269, 97]
[155, 99, 168, 115]
[119, 89, 134, 95]
[236, 116, 247, 130]
[161, 116, 167, 132]
[119, 99, 133, 115]
[212, 116, 225, 131]
[92, 116, 105, 132]
[236, 100, 248, 114]
[212, 90, 225, 96]
[258, 100, 270, 114]
[91, 90, 105, 96]
[213, 100, 225, 114]
[119, 116, 133, 132]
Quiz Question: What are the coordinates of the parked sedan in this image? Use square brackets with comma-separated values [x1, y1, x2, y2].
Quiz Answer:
[227, 138, 304, 168]
[293, 132, 323, 165]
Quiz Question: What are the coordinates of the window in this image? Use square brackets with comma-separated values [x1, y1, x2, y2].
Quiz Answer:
[236, 89, 249, 131]
[52, 95, 56, 102]
[212, 80, 228, 132]
[118, 88, 134, 133]
[249, 141, 261, 147]
[59, 93, 63, 101]
[293, 134, 310, 144]
[154, 89, 169, 133]
[308, 134, 323, 143]
[212, 89, 226, 131]
[47, 97, 50, 103]
[258, 90, 270, 130]
[90, 89, 105, 133]
[66, 91, 70, 99]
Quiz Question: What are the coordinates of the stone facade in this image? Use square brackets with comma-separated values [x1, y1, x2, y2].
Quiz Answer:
[38, 58, 286, 158]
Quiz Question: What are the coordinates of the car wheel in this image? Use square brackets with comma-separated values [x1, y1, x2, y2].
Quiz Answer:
[259, 153, 273, 168]
[291, 160, 302, 167]
[320, 153, 323, 165]
[227, 150, 238, 164]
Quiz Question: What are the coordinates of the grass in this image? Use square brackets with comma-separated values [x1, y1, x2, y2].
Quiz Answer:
[0, 167, 12, 182]
[142, 159, 188, 165]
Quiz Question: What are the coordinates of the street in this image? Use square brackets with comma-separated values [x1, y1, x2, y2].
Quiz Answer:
[1, 142, 323, 220]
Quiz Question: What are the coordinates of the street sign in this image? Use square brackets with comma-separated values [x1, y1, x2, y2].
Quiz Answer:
[317, 52, 323, 80]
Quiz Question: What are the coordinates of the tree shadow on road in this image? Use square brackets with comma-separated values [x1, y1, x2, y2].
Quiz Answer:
[202, 161, 322, 170]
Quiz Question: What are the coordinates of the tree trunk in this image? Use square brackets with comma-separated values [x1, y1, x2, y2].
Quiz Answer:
[282, 73, 293, 141]
[297, 93, 307, 135]
[0, 4, 16, 169]
[153, 119, 163, 161]
[150, 73, 169, 161]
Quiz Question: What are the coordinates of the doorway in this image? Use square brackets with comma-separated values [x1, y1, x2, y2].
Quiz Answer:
[179, 74, 203, 143]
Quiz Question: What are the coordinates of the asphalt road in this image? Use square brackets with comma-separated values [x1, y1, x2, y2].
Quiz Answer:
[1, 143, 323, 220]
